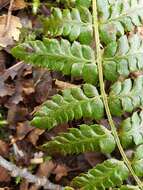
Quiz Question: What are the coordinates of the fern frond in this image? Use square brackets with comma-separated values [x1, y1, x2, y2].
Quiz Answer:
[132, 145, 143, 177]
[98, 0, 143, 44]
[43, 124, 115, 155]
[56, 0, 91, 8]
[119, 111, 143, 148]
[31, 84, 104, 130]
[103, 34, 143, 81]
[72, 159, 129, 190]
[42, 7, 93, 44]
[11, 39, 98, 84]
[109, 76, 143, 116]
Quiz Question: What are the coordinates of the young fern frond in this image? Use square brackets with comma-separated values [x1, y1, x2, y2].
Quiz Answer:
[103, 34, 143, 81]
[31, 84, 104, 130]
[43, 124, 116, 155]
[42, 7, 93, 44]
[98, 0, 143, 44]
[72, 159, 129, 190]
[11, 39, 98, 84]
[119, 111, 143, 148]
[108, 76, 143, 116]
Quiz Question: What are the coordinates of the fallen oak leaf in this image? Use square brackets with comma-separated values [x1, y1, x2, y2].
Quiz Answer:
[0, 15, 22, 47]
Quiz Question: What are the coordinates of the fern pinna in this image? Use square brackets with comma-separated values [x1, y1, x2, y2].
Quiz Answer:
[11, 0, 143, 189]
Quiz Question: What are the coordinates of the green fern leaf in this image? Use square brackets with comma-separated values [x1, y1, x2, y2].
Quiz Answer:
[31, 84, 104, 130]
[56, 0, 91, 8]
[103, 34, 143, 81]
[98, 0, 143, 44]
[42, 6, 93, 44]
[43, 124, 115, 155]
[109, 76, 143, 116]
[132, 145, 143, 177]
[11, 39, 98, 84]
[119, 111, 143, 148]
[72, 159, 129, 190]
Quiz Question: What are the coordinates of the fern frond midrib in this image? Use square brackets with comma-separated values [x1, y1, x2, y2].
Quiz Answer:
[100, 4, 143, 25]
[35, 96, 101, 118]
[27, 52, 94, 64]
[49, 17, 92, 27]
[51, 134, 109, 146]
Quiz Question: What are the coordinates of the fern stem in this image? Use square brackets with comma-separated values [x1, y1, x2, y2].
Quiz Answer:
[92, 0, 143, 189]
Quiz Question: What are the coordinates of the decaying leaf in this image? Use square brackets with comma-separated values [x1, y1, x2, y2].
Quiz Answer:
[0, 15, 22, 47]
[27, 128, 45, 146]
[52, 164, 68, 181]
[0, 166, 11, 182]
[12, 0, 26, 10]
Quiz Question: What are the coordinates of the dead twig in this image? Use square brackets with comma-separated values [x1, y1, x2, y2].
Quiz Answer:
[0, 155, 64, 190]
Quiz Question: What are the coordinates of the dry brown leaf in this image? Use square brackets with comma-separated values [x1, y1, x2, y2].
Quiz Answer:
[52, 164, 68, 181]
[29, 160, 56, 190]
[0, 15, 22, 47]
[16, 122, 33, 140]
[0, 166, 11, 182]
[55, 79, 79, 90]
[12, 0, 26, 10]
[37, 160, 56, 177]
[27, 128, 45, 146]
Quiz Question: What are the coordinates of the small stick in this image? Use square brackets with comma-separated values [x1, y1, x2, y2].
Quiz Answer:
[0, 155, 64, 190]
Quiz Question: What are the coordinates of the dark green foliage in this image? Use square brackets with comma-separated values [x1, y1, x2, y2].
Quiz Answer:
[43, 124, 116, 155]
[109, 76, 143, 116]
[132, 145, 143, 177]
[72, 159, 129, 190]
[98, 0, 143, 44]
[42, 7, 93, 44]
[119, 111, 143, 148]
[103, 34, 143, 81]
[31, 84, 104, 130]
[11, 39, 98, 84]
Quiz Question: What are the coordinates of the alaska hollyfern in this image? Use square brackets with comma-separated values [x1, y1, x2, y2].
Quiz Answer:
[11, 0, 143, 189]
